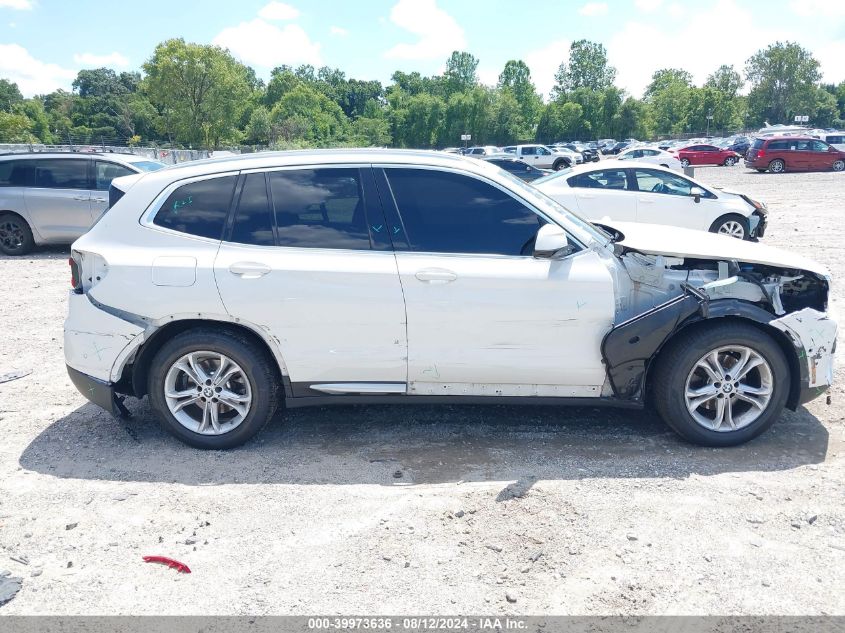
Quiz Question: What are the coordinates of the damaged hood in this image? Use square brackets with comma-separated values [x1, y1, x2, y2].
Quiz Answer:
[602, 221, 829, 276]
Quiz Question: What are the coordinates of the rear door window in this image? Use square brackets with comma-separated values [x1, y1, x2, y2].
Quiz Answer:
[229, 173, 274, 246]
[32, 159, 89, 189]
[269, 168, 374, 250]
[567, 169, 629, 190]
[153, 175, 237, 240]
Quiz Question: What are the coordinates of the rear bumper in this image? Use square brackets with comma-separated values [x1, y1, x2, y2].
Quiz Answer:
[67, 365, 119, 416]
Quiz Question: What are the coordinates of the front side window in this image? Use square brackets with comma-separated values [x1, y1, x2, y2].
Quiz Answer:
[33, 159, 89, 189]
[567, 169, 629, 190]
[270, 168, 371, 250]
[810, 140, 830, 152]
[538, 147, 552, 155]
[633, 169, 709, 197]
[230, 173, 274, 246]
[153, 175, 236, 240]
[384, 168, 542, 256]
[95, 161, 135, 191]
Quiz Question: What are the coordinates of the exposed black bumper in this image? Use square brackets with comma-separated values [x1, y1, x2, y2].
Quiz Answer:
[796, 383, 830, 407]
[67, 365, 119, 416]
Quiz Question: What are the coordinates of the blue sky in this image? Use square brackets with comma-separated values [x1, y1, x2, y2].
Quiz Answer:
[1, 0, 844, 99]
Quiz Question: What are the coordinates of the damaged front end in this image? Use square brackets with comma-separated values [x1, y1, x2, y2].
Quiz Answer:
[601, 248, 836, 407]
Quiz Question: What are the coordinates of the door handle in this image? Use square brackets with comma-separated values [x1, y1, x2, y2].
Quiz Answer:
[229, 262, 271, 279]
[415, 269, 457, 284]
[578, 193, 596, 199]
[638, 198, 655, 204]
[92, 197, 107, 203]
[73, 195, 89, 201]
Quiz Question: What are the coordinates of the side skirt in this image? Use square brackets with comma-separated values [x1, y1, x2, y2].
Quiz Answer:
[282, 393, 644, 410]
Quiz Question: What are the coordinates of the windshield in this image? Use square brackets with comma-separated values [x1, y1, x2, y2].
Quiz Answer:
[492, 168, 612, 247]
[533, 167, 572, 185]
[128, 160, 166, 171]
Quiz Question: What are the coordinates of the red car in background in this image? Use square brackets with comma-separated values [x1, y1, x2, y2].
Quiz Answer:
[672, 144, 742, 167]
[744, 136, 845, 173]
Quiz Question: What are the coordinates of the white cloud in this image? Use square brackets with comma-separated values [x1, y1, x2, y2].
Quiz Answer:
[384, 0, 466, 60]
[257, 1, 300, 21]
[667, 2, 685, 17]
[579, 2, 608, 17]
[607, 0, 794, 97]
[477, 66, 499, 87]
[73, 51, 129, 68]
[213, 18, 321, 69]
[0, 0, 32, 9]
[525, 39, 571, 100]
[789, 0, 845, 17]
[0, 43, 75, 95]
[329, 25, 348, 36]
[634, 0, 663, 12]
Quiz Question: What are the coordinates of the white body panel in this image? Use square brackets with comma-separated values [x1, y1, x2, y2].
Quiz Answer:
[395, 249, 615, 389]
[613, 149, 683, 171]
[214, 244, 407, 384]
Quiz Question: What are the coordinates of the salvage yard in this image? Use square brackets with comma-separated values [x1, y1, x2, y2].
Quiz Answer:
[0, 165, 843, 615]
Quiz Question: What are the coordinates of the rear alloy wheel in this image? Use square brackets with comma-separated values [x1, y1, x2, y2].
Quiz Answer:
[710, 214, 748, 240]
[148, 329, 279, 449]
[723, 156, 737, 166]
[0, 213, 34, 256]
[680, 158, 690, 168]
[768, 159, 785, 173]
[833, 159, 845, 172]
[651, 322, 789, 446]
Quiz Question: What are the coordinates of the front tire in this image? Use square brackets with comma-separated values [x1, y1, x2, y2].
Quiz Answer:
[723, 156, 737, 166]
[651, 322, 789, 446]
[768, 159, 785, 173]
[709, 214, 749, 240]
[553, 159, 568, 171]
[0, 213, 34, 256]
[680, 158, 690, 168]
[148, 329, 280, 449]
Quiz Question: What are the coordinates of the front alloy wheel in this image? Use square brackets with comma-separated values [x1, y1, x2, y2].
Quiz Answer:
[717, 220, 745, 239]
[723, 156, 737, 166]
[680, 158, 690, 168]
[684, 346, 772, 432]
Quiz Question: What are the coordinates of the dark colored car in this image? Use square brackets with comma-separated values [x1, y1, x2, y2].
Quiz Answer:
[744, 136, 845, 173]
[559, 143, 600, 162]
[674, 144, 741, 167]
[483, 157, 551, 182]
[607, 141, 632, 155]
[726, 137, 751, 155]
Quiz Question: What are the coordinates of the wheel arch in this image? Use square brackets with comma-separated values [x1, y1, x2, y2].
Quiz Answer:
[0, 208, 42, 243]
[119, 318, 288, 399]
[643, 303, 802, 411]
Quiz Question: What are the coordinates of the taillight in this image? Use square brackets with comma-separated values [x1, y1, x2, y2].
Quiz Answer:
[69, 255, 82, 294]
[756, 149, 765, 158]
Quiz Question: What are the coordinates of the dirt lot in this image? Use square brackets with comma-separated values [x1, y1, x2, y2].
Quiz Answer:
[0, 165, 843, 616]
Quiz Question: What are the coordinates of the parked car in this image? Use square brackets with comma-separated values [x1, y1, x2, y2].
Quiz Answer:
[0, 152, 166, 255]
[558, 143, 600, 162]
[534, 162, 768, 240]
[725, 137, 751, 155]
[482, 156, 550, 182]
[502, 144, 574, 170]
[597, 139, 617, 154]
[463, 146, 500, 156]
[673, 144, 742, 167]
[744, 136, 845, 173]
[614, 147, 683, 171]
[606, 141, 632, 155]
[65, 149, 834, 450]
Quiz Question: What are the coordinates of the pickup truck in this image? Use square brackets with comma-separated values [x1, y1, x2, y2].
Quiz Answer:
[501, 144, 575, 171]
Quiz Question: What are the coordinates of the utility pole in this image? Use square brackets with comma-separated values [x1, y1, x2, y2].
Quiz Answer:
[706, 111, 714, 137]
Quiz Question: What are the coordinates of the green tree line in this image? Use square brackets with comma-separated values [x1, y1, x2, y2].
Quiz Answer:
[2, 38, 844, 149]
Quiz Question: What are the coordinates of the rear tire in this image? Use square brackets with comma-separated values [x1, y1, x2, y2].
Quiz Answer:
[148, 328, 280, 449]
[723, 156, 737, 166]
[651, 322, 789, 447]
[0, 213, 34, 256]
[768, 159, 785, 173]
[680, 158, 690, 168]
[553, 159, 568, 171]
[709, 214, 749, 240]
[833, 159, 844, 172]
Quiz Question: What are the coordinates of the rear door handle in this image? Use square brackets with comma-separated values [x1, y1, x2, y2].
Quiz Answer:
[92, 197, 107, 203]
[415, 269, 457, 284]
[578, 193, 596, 199]
[229, 262, 271, 279]
[638, 198, 655, 204]
[73, 195, 89, 201]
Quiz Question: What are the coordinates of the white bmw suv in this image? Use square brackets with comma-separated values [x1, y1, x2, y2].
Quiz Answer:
[64, 150, 836, 449]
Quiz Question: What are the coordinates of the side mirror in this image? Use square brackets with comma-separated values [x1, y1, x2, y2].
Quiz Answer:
[534, 223, 576, 259]
[689, 186, 705, 203]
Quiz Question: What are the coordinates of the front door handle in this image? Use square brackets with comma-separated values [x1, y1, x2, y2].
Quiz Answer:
[229, 262, 271, 279]
[578, 193, 596, 199]
[73, 195, 89, 201]
[638, 198, 655, 204]
[415, 269, 457, 284]
[91, 197, 107, 203]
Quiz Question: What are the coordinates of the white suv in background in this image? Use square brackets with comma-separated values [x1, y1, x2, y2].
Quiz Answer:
[534, 162, 768, 240]
[65, 150, 835, 449]
[0, 152, 165, 255]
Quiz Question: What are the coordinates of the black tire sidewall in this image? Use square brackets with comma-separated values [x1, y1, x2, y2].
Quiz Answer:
[0, 213, 34, 256]
[147, 330, 277, 449]
[654, 323, 789, 447]
[709, 213, 749, 240]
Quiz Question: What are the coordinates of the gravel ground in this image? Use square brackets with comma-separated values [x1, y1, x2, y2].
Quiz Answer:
[0, 165, 843, 616]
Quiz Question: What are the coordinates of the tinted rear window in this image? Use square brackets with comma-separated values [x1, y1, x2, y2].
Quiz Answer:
[230, 173, 274, 246]
[153, 175, 236, 240]
[751, 139, 765, 150]
[0, 160, 31, 187]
